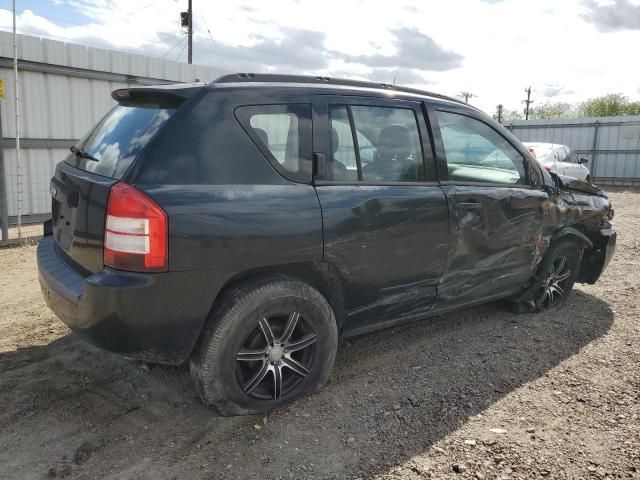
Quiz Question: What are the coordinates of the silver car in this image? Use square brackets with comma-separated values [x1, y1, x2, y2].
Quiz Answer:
[523, 142, 591, 182]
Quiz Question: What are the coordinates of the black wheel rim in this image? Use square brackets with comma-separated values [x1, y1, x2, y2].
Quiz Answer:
[235, 312, 318, 401]
[535, 255, 572, 310]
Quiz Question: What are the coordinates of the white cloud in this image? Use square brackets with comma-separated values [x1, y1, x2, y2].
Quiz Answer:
[0, 0, 639, 115]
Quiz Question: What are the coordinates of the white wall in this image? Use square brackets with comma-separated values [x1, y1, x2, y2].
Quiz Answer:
[0, 32, 230, 218]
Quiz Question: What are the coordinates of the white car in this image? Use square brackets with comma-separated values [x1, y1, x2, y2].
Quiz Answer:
[523, 142, 591, 182]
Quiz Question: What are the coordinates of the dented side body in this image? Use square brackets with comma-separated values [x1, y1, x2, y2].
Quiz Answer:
[337, 180, 615, 338]
[335, 101, 616, 336]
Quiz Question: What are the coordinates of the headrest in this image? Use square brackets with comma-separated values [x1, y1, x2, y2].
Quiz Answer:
[331, 127, 340, 154]
[253, 127, 269, 146]
[378, 124, 410, 149]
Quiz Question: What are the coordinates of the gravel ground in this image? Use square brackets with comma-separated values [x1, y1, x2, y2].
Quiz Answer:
[0, 190, 638, 480]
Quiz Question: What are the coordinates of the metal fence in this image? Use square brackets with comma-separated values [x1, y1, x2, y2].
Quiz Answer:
[0, 32, 229, 232]
[505, 116, 640, 186]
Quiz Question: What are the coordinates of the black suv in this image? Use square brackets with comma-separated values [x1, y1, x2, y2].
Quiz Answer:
[38, 74, 616, 415]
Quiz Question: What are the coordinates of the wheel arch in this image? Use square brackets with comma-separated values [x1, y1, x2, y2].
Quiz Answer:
[551, 226, 593, 250]
[550, 225, 614, 285]
[199, 261, 348, 342]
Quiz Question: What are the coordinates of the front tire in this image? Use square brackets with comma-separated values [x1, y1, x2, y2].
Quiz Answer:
[531, 240, 582, 311]
[190, 278, 338, 416]
[508, 240, 582, 313]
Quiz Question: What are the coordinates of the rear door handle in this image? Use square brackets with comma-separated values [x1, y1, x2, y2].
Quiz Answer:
[455, 201, 482, 210]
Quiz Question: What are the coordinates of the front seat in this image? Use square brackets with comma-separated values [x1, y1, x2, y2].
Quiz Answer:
[364, 125, 413, 181]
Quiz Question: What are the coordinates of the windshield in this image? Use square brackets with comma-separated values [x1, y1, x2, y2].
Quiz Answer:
[67, 104, 176, 179]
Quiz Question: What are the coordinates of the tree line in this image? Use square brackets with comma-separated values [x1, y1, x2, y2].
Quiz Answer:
[495, 93, 640, 122]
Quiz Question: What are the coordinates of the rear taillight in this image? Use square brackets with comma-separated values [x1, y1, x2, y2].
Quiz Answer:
[104, 182, 167, 272]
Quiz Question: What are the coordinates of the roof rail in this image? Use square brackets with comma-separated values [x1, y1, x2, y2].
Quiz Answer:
[212, 73, 464, 105]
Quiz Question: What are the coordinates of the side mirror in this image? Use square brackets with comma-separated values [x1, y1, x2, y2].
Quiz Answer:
[543, 182, 559, 196]
[578, 158, 589, 164]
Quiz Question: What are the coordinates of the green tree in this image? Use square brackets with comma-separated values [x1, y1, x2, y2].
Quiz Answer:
[531, 102, 575, 120]
[578, 94, 640, 117]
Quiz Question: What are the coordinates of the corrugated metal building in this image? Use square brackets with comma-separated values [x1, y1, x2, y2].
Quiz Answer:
[505, 116, 640, 186]
[0, 32, 229, 222]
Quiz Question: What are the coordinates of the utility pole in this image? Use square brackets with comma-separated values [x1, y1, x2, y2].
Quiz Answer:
[181, 1, 193, 63]
[0, 100, 9, 242]
[523, 86, 533, 120]
[459, 91, 475, 104]
[12, 0, 21, 241]
[496, 104, 503, 123]
[187, 0, 193, 64]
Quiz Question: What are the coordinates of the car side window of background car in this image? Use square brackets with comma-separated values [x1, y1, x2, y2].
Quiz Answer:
[436, 111, 526, 185]
[327, 104, 425, 183]
[567, 149, 580, 163]
[236, 104, 313, 183]
[555, 146, 568, 163]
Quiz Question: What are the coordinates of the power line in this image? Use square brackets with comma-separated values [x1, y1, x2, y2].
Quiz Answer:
[0, 25, 188, 63]
[198, 13, 231, 71]
[160, 35, 187, 60]
[127, 1, 157, 15]
[2, 3, 266, 69]
[175, 37, 188, 62]
[1, 5, 182, 49]
[200, 15, 215, 45]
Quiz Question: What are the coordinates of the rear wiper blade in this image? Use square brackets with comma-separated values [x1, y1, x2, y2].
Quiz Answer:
[70, 145, 99, 162]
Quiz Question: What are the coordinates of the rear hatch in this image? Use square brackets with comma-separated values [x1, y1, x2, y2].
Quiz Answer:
[50, 88, 187, 273]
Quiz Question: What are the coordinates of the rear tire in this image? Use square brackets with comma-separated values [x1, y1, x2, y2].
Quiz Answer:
[190, 277, 338, 416]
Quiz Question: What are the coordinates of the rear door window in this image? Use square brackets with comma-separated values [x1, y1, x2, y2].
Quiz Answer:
[326, 104, 425, 183]
[236, 104, 313, 183]
[67, 104, 176, 179]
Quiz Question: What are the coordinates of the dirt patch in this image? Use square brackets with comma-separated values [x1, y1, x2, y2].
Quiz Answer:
[0, 191, 638, 480]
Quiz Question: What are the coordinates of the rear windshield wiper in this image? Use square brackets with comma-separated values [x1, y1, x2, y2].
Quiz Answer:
[70, 145, 99, 162]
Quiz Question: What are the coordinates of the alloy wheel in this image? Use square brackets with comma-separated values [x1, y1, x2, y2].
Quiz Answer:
[535, 255, 572, 310]
[235, 312, 318, 400]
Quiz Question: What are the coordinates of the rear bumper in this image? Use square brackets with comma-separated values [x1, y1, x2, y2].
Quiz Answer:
[37, 236, 214, 364]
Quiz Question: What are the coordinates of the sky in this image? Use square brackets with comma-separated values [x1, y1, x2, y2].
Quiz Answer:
[0, 0, 639, 115]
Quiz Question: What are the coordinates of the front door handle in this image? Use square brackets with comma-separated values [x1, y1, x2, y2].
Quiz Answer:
[455, 201, 482, 210]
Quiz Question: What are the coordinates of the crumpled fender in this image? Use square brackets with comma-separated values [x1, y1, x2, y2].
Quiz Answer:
[551, 226, 593, 249]
[555, 174, 608, 198]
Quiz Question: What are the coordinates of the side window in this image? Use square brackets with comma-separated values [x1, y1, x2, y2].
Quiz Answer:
[326, 104, 425, 183]
[236, 104, 312, 183]
[555, 146, 568, 163]
[436, 111, 526, 185]
[567, 149, 580, 164]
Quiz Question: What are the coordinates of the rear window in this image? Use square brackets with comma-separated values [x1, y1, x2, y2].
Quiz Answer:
[235, 104, 313, 183]
[67, 104, 176, 179]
